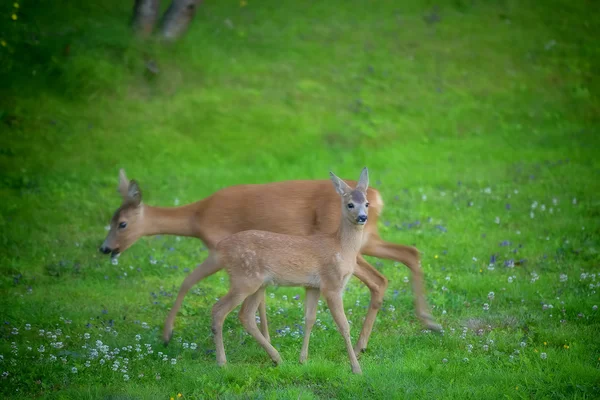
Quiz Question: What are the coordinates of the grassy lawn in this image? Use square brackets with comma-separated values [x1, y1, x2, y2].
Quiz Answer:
[1, 0, 599, 398]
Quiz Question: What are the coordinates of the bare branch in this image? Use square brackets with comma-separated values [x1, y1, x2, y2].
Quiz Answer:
[131, 0, 161, 38]
[160, 0, 203, 41]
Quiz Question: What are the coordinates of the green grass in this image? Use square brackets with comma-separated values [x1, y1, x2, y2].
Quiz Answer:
[1, 0, 599, 398]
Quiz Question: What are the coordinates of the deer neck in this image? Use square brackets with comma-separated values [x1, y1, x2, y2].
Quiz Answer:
[336, 217, 364, 257]
[141, 204, 199, 237]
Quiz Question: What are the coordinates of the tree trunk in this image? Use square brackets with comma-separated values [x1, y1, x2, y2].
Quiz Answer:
[160, 0, 203, 41]
[131, 0, 161, 37]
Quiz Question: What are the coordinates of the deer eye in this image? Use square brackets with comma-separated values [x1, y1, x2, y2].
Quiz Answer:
[118, 222, 127, 229]
[366, 202, 370, 208]
[347, 203, 354, 209]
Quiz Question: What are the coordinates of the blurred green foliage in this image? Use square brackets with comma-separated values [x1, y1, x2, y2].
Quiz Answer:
[0, 0, 599, 398]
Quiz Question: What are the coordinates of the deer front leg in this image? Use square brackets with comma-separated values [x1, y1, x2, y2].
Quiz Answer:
[239, 288, 281, 365]
[323, 288, 362, 375]
[299, 287, 320, 364]
[211, 290, 248, 366]
[163, 252, 221, 345]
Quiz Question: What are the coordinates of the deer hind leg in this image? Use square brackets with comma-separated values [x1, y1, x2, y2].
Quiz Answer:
[258, 295, 271, 343]
[239, 287, 281, 365]
[163, 252, 221, 344]
[299, 287, 320, 364]
[362, 235, 441, 332]
[352, 255, 388, 354]
[322, 288, 362, 375]
[211, 286, 253, 367]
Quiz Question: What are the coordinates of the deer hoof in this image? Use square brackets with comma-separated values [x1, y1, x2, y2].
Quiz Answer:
[272, 353, 282, 366]
[351, 365, 363, 375]
[419, 313, 442, 332]
[427, 322, 443, 332]
[162, 330, 174, 346]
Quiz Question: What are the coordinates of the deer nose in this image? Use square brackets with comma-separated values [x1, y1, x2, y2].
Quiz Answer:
[357, 215, 367, 223]
[99, 246, 112, 255]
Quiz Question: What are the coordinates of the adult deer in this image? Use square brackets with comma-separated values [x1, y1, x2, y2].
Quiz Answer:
[210, 168, 371, 373]
[100, 169, 440, 354]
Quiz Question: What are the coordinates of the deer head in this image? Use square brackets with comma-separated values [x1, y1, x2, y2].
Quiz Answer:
[99, 169, 145, 259]
[329, 167, 369, 226]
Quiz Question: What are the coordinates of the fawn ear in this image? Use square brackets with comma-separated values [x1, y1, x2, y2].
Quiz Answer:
[118, 169, 129, 199]
[356, 167, 369, 192]
[126, 180, 142, 206]
[330, 171, 352, 196]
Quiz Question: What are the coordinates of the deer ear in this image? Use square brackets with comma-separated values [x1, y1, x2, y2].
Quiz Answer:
[329, 171, 352, 196]
[356, 167, 369, 192]
[126, 180, 142, 206]
[118, 169, 129, 199]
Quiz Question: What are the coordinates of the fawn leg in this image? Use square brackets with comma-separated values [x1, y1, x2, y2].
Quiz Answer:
[211, 290, 249, 366]
[299, 287, 320, 364]
[323, 289, 362, 375]
[239, 287, 281, 365]
[163, 252, 221, 344]
[258, 293, 271, 343]
[352, 255, 388, 354]
[363, 236, 441, 331]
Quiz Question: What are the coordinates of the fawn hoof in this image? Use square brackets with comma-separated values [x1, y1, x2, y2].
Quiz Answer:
[217, 359, 227, 367]
[272, 353, 282, 366]
[299, 354, 307, 364]
[162, 329, 173, 346]
[351, 365, 363, 375]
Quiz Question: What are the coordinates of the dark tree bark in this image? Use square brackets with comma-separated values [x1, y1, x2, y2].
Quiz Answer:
[131, 0, 161, 37]
[160, 0, 203, 41]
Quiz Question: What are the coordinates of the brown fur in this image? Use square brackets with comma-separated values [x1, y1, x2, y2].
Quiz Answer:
[208, 170, 369, 373]
[100, 169, 440, 357]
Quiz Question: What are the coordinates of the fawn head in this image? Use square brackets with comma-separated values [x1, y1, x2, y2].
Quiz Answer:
[99, 169, 144, 259]
[329, 167, 369, 226]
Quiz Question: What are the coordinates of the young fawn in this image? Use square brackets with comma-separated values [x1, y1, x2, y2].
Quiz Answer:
[209, 168, 370, 374]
